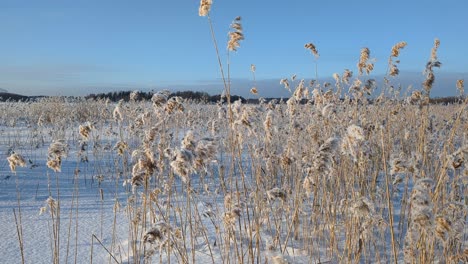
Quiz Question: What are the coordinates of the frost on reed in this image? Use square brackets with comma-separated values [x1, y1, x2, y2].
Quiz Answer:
[342, 69, 353, 85]
[303, 137, 339, 195]
[266, 187, 288, 202]
[390, 152, 422, 185]
[250, 87, 258, 95]
[446, 145, 467, 170]
[304, 42, 319, 59]
[78, 122, 93, 141]
[113, 99, 124, 122]
[168, 130, 217, 183]
[129, 90, 140, 101]
[357, 47, 374, 75]
[292, 80, 307, 101]
[389, 41, 407, 77]
[402, 177, 456, 263]
[39, 196, 58, 216]
[280, 78, 290, 92]
[407, 90, 423, 105]
[456, 79, 464, 96]
[7, 153, 27, 172]
[165, 97, 185, 114]
[423, 38, 442, 98]
[2, 15, 466, 264]
[228, 16, 244, 51]
[46, 140, 68, 172]
[263, 110, 274, 143]
[151, 90, 170, 108]
[128, 147, 158, 192]
[114, 141, 128, 156]
[341, 124, 366, 162]
[143, 221, 182, 260]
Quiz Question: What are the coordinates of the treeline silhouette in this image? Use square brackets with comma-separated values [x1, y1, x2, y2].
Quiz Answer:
[0, 92, 45, 102]
[0, 90, 465, 105]
[85, 90, 247, 103]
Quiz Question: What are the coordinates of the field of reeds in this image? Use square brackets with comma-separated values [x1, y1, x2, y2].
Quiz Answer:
[1, 1, 468, 263]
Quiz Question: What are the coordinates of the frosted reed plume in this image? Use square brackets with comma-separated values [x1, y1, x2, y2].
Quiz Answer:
[7, 153, 27, 172]
[113, 100, 123, 122]
[303, 137, 340, 195]
[46, 140, 69, 172]
[341, 124, 366, 161]
[280, 78, 290, 92]
[423, 38, 442, 96]
[169, 130, 217, 183]
[388, 41, 407, 77]
[78, 122, 93, 140]
[342, 69, 353, 85]
[151, 90, 170, 108]
[228, 16, 244, 51]
[304, 42, 319, 58]
[404, 178, 435, 262]
[390, 41, 407, 58]
[457, 79, 464, 96]
[198, 0, 212, 17]
[357, 47, 374, 75]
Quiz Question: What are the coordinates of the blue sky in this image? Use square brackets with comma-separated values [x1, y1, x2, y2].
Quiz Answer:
[0, 0, 467, 97]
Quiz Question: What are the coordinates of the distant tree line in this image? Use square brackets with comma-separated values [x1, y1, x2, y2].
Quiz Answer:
[429, 96, 466, 104]
[0, 92, 46, 102]
[84, 90, 246, 103]
[0, 91, 465, 105]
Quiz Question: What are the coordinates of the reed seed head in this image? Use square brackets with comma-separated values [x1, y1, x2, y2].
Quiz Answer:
[198, 0, 212, 17]
[7, 153, 26, 172]
[228, 16, 244, 51]
[391, 41, 407, 57]
[304, 42, 319, 58]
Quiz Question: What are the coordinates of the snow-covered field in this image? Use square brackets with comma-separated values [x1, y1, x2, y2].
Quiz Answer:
[1, 96, 467, 263]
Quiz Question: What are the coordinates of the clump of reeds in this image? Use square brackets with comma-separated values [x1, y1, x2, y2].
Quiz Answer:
[266, 187, 288, 202]
[168, 131, 217, 183]
[170, 149, 194, 183]
[193, 137, 217, 171]
[341, 124, 366, 161]
[128, 148, 157, 192]
[143, 221, 182, 259]
[446, 145, 467, 170]
[404, 178, 435, 262]
[303, 137, 339, 195]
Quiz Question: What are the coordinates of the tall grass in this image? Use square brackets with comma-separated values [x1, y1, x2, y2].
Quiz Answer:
[1, 1, 466, 263]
